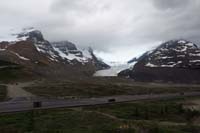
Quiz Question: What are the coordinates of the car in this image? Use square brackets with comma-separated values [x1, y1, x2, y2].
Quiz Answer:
[108, 98, 116, 102]
[33, 101, 42, 108]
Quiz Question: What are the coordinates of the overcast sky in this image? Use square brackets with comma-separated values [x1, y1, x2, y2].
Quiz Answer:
[0, 0, 200, 63]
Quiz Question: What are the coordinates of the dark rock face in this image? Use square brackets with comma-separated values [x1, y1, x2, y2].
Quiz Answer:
[88, 47, 110, 70]
[118, 69, 132, 78]
[52, 42, 110, 70]
[52, 41, 83, 57]
[119, 40, 200, 83]
[125, 67, 200, 83]
[52, 41, 77, 51]
[128, 58, 137, 64]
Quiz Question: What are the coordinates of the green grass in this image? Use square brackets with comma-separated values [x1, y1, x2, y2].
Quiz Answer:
[0, 100, 200, 133]
[0, 61, 21, 82]
[0, 108, 195, 133]
[0, 67, 26, 83]
[24, 82, 133, 98]
[0, 63, 36, 83]
[87, 101, 191, 122]
[0, 60, 17, 66]
[0, 85, 7, 101]
[0, 109, 128, 133]
[24, 80, 200, 98]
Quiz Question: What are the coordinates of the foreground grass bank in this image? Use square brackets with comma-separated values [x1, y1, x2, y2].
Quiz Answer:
[0, 85, 7, 101]
[0, 98, 200, 133]
[24, 79, 200, 98]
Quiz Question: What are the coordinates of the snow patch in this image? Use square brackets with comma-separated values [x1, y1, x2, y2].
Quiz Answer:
[160, 48, 168, 52]
[178, 40, 186, 44]
[189, 53, 200, 57]
[82, 49, 92, 59]
[145, 62, 158, 67]
[10, 51, 30, 61]
[177, 61, 182, 64]
[174, 46, 187, 52]
[53, 47, 89, 63]
[67, 53, 88, 62]
[190, 60, 200, 63]
[0, 48, 6, 51]
[177, 55, 185, 57]
[158, 56, 173, 59]
[145, 61, 182, 68]
[186, 43, 195, 47]
[54, 47, 68, 59]
[161, 64, 176, 67]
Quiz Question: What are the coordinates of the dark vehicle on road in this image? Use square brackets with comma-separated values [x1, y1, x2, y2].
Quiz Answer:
[33, 101, 42, 108]
[108, 98, 116, 102]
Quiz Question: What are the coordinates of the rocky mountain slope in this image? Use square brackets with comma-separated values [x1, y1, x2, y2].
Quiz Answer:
[0, 28, 109, 79]
[51, 42, 110, 70]
[118, 40, 200, 83]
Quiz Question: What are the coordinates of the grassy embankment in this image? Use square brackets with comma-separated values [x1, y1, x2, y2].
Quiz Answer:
[0, 85, 7, 101]
[24, 79, 200, 98]
[0, 98, 200, 132]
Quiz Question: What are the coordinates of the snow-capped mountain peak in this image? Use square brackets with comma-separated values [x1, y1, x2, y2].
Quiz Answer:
[0, 28, 110, 77]
[0, 27, 43, 43]
[0, 28, 94, 64]
[17, 27, 44, 42]
[118, 39, 200, 83]
[51, 41, 90, 63]
[143, 40, 200, 68]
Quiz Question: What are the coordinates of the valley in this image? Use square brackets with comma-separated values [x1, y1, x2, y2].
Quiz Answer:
[1, 29, 200, 132]
[1, 78, 200, 132]
[1, 0, 200, 132]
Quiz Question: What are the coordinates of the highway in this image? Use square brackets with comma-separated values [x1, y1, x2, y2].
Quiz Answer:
[1, 91, 200, 113]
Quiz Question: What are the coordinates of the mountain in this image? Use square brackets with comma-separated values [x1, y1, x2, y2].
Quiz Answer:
[127, 57, 137, 64]
[87, 47, 110, 70]
[0, 28, 109, 79]
[51, 42, 110, 70]
[118, 40, 200, 83]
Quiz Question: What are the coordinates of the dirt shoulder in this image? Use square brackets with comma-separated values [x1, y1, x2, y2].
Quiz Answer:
[6, 82, 35, 99]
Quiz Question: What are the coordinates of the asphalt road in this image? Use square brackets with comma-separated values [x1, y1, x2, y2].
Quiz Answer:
[1, 91, 200, 113]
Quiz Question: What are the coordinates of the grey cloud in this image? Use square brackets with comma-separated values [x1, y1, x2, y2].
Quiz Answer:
[0, 0, 200, 62]
[51, 0, 111, 17]
[153, 0, 191, 10]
